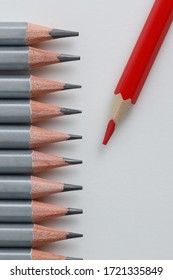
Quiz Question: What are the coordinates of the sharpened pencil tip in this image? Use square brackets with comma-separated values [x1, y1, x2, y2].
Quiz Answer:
[60, 108, 82, 115]
[103, 119, 116, 145]
[50, 29, 79, 38]
[67, 232, 83, 239]
[64, 158, 82, 165]
[58, 54, 80, 62]
[66, 257, 83, 260]
[68, 134, 82, 140]
[67, 208, 83, 215]
[64, 83, 82, 90]
[63, 184, 83, 192]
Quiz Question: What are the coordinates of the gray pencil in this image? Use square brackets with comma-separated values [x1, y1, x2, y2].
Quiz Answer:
[0, 200, 82, 223]
[0, 150, 82, 174]
[0, 248, 82, 260]
[0, 100, 82, 124]
[0, 47, 80, 70]
[0, 75, 81, 99]
[0, 223, 83, 248]
[0, 22, 79, 46]
[0, 125, 82, 149]
[0, 175, 82, 200]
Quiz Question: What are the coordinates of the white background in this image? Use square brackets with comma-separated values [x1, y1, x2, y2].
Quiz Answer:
[0, 0, 173, 260]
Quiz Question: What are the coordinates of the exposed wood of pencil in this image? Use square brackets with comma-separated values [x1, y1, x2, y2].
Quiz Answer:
[29, 47, 60, 69]
[31, 76, 81, 98]
[28, 47, 80, 69]
[32, 151, 69, 173]
[31, 176, 64, 199]
[31, 100, 63, 123]
[32, 201, 68, 223]
[32, 249, 66, 260]
[111, 94, 133, 125]
[32, 224, 69, 247]
[27, 23, 53, 45]
[31, 76, 65, 97]
[26, 23, 79, 45]
[30, 126, 69, 148]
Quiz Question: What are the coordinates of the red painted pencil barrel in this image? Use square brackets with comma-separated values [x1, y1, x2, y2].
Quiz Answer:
[114, 0, 173, 103]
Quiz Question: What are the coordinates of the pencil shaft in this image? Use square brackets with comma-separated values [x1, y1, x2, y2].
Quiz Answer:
[0, 47, 29, 70]
[114, 0, 173, 103]
[0, 200, 32, 223]
[0, 248, 32, 260]
[0, 22, 27, 45]
[0, 175, 32, 199]
[0, 100, 31, 123]
[0, 150, 32, 174]
[0, 125, 30, 148]
[0, 223, 33, 247]
[0, 75, 30, 99]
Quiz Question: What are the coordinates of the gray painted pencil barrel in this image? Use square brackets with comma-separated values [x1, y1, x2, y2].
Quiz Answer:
[0, 248, 32, 260]
[0, 47, 29, 70]
[0, 75, 31, 98]
[0, 100, 31, 123]
[0, 200, 32, 222]
[0, 150, 32, 174]
[0, 125, 31, 148]
[0, 224, 33, 247]
[0, 22, 27, 45]
[0, 175, 31, 199]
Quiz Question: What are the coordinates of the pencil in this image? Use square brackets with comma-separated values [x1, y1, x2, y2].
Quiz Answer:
[0, 23, 79, 46]
[0, 223, 83, 247]
[0, 75, 81, 99]
[0, 175, 82, 200]
[0, 125, 82, 149]
[0, 200, 82, 223]
[103, 0, 173, 145]
[0, 47, 80, 70]
[0, 100, 82, 123]
[0, 150, 82, 174]
[0, 248, 83, 260]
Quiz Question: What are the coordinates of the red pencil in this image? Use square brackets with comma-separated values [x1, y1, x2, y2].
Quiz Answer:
[103, 0, 173, 145]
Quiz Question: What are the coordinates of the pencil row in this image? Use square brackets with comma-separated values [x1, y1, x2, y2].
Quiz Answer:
[0, 22, 83, 260]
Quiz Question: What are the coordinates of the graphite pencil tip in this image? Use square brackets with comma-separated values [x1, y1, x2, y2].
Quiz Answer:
[67, 208, 83, 215]
[60, 108, 82, 115]
[67, 232, 83, 239]
[58, 54, 80, 62]
[103, 119, 116, 145]
[50, 29, 79, 38]
[64, 83, 82, 90]
[68, 134, 82, 140]
[66, 257, 83, 260]
[64, 158, 83, 165]
[63, 184, 83, 192]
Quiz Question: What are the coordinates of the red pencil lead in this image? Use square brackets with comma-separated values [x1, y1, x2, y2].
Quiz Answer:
[103, 120, 116, 145]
